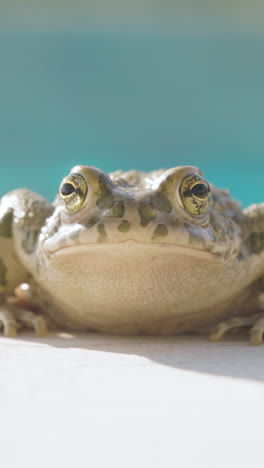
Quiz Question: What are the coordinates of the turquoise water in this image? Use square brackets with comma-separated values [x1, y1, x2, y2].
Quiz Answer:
[0, 32, 263, 206]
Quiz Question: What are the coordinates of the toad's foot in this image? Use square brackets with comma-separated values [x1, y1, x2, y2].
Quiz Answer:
[209, 315, 264, 345]
[209, 294, 264, 346]
[0, 303, 48, 337]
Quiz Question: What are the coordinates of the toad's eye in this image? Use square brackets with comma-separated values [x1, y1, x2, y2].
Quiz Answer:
[190, 183, 210, 199]
[180, 174, 211, 216]
[60, 183, 76, 196]
[59, 173, 88, 213]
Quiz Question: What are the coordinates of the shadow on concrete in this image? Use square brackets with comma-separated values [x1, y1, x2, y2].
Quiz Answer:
[15, 330, 264, 383]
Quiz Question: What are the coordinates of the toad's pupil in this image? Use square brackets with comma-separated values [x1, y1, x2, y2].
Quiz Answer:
[191, 183, 209, 199]
[60, 183, 76, 196]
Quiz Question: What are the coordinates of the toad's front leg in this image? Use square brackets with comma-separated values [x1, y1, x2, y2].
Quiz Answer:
[209, 293, 264, 346]
[0, 297, 48, 337]
[5, 282, 50, 337]
[0, 189, 53, 337]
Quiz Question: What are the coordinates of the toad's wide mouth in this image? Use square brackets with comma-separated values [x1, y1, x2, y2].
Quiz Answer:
[47, 240, 223, 261]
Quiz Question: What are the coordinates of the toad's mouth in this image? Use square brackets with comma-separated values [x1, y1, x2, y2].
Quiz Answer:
[47, 240, 223, 261]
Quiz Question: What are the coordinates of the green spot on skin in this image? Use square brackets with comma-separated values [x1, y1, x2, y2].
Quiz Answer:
[0, 210, 13, 238]
[107, 201, 125, 218]
[97, 223, 107, 242]
[236, 251, 245, 262]
[82, 216, 99, 228]
[118, 220, 131, 233]
[248, 232, 264, 255]
[22, 231, 39, 254]
[152, 224, 168, 239]
[150, 193, 172, 213]
[139, 203, 156, 227]
[0, 257, 7, 287]
[96, 176, 125, 217]
[209, 212, 227, 242]
[210, 212, 222, 233]
[96, 176, 115, 210]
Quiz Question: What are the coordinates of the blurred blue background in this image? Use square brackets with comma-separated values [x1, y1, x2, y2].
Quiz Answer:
[0, 1, 263, 205]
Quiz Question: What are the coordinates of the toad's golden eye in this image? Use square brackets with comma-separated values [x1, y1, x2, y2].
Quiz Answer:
[180, 174, 211, 216]
[59, 173, 88, 213]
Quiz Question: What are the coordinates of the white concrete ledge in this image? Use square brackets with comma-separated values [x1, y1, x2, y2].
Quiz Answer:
[0, 332, 264, 468]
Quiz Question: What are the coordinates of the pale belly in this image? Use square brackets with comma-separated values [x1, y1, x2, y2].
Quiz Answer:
[38, 243, 253, 334]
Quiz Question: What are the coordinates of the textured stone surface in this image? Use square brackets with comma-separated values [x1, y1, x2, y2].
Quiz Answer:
[0, 332, 264, 468]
